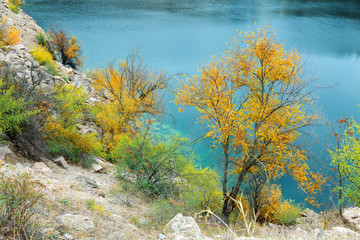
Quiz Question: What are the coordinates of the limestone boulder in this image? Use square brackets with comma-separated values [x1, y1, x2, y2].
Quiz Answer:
[163, 213, 213, 240]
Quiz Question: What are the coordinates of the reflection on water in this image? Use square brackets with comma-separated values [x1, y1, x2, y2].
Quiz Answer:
[24, 0, 360, 204]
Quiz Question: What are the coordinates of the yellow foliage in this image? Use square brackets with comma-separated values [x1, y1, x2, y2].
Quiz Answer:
[175, 25, 325, 215]
[91, 52, 168, 150]
[31, 45, 56, 68]
[0, 17, 21, 47]
[257, 184, 282, 222]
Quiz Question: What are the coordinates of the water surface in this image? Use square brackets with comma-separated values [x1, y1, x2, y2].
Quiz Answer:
[24, 0, 360, 203]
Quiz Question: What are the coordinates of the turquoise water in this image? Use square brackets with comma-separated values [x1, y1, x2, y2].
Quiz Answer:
[24, 0, 360, 204]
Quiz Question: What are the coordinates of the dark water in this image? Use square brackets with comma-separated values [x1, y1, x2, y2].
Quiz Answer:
[24, 0, 360, 204]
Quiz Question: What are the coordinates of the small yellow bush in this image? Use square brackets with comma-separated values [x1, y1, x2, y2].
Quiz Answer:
[0, 17, 21, 46]
[257, 184, 282, 222]
[31, 45, 54, 66]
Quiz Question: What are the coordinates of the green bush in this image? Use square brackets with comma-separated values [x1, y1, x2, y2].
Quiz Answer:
[148, 197, 183, 228]
[0, 80, 36, 136]
[275, 200, 302, 225]
[0, 170, 46, 238]
[35, 33, 48, 47]
[114, 132, 188, 197]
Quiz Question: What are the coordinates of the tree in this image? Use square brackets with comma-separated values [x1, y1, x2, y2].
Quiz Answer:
[48, 29, 83, 69]
[328, 118, 360, 207]
[175, 26, 325, 221]
[326, 117, 350, 216]
[91, 52, 169, 150]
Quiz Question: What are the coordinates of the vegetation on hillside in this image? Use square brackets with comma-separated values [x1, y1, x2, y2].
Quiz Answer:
[2, 16, 360, 238]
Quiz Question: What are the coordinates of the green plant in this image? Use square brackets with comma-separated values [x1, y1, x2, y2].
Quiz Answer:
[114, 127, 188, 197]
[86, 199, 95, 210]
[35, 33, 47, 47]
[59, 198, 69, 206]
[7, 0, 24, 14]
[0, 170, 46, 238]
[148, 198, 182, 228]
[275, 200, 302, 225]
[0, 80, 36, 136]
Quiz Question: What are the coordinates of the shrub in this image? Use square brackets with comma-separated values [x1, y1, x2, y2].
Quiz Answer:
[275, 200, 302, 225]
[148, 197, 183, 228]
[48, 29, 83, 69]
[7, 0, 24, 14]
[0, 65, 53, 160]
[31, 45, 58, 75]
[0, 17, 21, 47]
[0, 170, 46, 238]
[35, 33, 48, 47]
[180, 163, 222, 213]
[0, 80, 36, 136]
[256, 184, 282, 223]
[44, 84, 102, 163]
[114, 128, 188, 196]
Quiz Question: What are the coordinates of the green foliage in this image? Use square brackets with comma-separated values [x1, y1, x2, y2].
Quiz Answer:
[86, 199, 95, 209]
[180, 163, 222, 213]
[59, 198, 69, 207]
[329, 119, 360, 206]
[7, 0, 23, 14]
[148, 197, 183, 228]
[35, 33, 47, 47]
[44, 84, 102, 163]
[114, 129, 188, 196]
[0, 170, 46, 238]
[0, 80, 36, 136]
[275, 200, 302, 226]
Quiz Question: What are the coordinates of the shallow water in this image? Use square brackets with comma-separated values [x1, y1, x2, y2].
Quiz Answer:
[24, 0, 360, 203]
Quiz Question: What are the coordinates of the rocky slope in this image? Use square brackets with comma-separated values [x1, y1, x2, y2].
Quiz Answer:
[1, 1, 360, 240]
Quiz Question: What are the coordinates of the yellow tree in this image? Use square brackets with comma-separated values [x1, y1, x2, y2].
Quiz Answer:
[175, 26, 325, 220]
[91, 52, 169, 150]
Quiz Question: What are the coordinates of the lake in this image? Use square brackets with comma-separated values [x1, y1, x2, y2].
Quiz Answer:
[24, 0, 360, 204]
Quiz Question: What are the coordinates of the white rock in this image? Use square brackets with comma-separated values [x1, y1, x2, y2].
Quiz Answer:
[53, 156, 69, 169]
[33, 162, 56, 178]
[163, 213, 212, 240]
[343, 207, 360, 231]
[92, 163, 103, 172]
[331, 226, 360, 237]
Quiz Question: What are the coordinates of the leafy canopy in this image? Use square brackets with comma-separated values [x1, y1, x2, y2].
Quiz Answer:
[175, 26, 325, 218]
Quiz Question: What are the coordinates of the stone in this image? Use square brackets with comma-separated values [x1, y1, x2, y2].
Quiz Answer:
[342, 207, 360, 231]
[158, 233, 166, 239]
[75, 175, 100, 188]
[53, 156, 69, 169]
[235, 238, 262, 240]
[33, 162, 57, 178]
[331, 226, 360, 238]
[63, 233, 73, 240]
[94, 188, 106, 197]
[56, 213, 95, 232]
[163, 213, 212, 240]
[92, 163, 103, 172]
[0, 146, 21, 163]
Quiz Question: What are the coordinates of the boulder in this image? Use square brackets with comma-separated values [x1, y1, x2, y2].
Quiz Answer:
[75, 175, 100, 188]
[56, 213, 95, 232]
[53, 156, 69, 169]
[33, 162, 57, 178]
[342, 207, 360, 231]
[163, 213, 213, 240]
